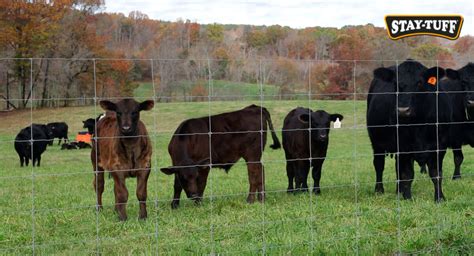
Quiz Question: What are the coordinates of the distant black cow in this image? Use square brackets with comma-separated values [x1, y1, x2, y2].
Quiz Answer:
[61, 142, 77, 150]
[160, 105, 281, 209]
[83, 114, 105, 135]
[367, 60, 427, 197]
[46, 122, 69, 145]
[457, 63, 474, 148]
[282, 107, 343, 194]
[14, 124, 53, 167]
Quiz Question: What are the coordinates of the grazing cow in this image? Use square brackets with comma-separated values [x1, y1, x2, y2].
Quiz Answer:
[282, 107, 343, 194]
[367, 60, 427, 197]
[91, 99, 154, 221]
[46, 122, 69, 145]
[14, 124, 53, 167]
[160, 105, 281, 209]
[83, 114, 105, 135]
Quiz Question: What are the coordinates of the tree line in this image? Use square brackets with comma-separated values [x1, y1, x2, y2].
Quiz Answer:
[1, 0, 473, 109]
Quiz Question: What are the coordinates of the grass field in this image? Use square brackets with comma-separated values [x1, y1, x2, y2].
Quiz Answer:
[0, 97, 473, 255]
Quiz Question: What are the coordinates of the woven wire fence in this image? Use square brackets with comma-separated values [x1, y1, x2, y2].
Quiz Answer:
[0, 58, 473, 254]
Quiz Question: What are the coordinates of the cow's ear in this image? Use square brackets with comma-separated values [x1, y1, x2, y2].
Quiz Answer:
[139, 100, 154, 111]
[298, 114, 310, 123]
[330, 114, 343, 122]
[373, 67, 395, 82]
[100, 100, 117, 112]
[423, 67, 445, 87]
[160, 167, 175, 175]
[446, 69, 460, 80]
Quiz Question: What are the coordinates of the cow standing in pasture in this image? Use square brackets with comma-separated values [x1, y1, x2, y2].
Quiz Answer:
[282, 107, 343, 194]
[46, 122, 69, 145]
[91, 99, 154, 221]
[367, 60, 427, 197]
[14, 124, 53, 167]
[83, 114, 105, 135]
[160, 105, 281, 209]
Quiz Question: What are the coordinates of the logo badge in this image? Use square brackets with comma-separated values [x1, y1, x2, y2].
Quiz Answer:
[385, 15, 463, 40]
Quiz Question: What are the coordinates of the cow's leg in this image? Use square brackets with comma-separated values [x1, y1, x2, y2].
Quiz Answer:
[196, 168, 210, 204]
[19, 155, 24, 167]
[427, 151, 445, 202]
[312, 158, 324, 194]
[301, 160, 310, 192]
[25, 157, 29, 166]
[246, 161, 264, 203]
[113, 175, 129, 221]
[373, 150, 385, 193]
[398, 154, 414, 200]
[171, 175, 182, 209]
[36, 155, 41, 167]
[452, 148, 463, 180]
[294, 160, 308, 192]
[286, 161, 295, 193]
[58, 138, 61, 145]
[93, 166, 105, 210]
[136, 168, 150, 219]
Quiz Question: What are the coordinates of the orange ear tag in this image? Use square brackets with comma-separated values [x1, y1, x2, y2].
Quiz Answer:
[427, 77, 437, 86]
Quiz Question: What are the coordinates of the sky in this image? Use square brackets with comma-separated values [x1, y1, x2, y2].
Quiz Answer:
[105, 0, 473, 35]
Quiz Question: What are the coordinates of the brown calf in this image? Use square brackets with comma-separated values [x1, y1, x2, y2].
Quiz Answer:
[91, 99, 154, 221]
[161, 105, 281, 209]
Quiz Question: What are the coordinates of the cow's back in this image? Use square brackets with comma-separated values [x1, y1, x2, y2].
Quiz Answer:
[169, 106, 268, 167]
[282, 107, 311, 159]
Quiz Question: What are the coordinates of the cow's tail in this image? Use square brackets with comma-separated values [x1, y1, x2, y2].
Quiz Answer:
[262, 107, 281, 149]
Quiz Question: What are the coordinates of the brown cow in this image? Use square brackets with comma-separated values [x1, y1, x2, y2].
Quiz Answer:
[161, 105, 281, 209]
[91, 99, 154, 221]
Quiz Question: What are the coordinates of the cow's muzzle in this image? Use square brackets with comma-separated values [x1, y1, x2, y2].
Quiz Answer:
[398, 107, 413, 117]
[467, 100, 474, 108]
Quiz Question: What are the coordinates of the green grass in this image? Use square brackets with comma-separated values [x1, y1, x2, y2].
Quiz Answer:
[0, 100, 473, 255]
[134, 80, 280, 100]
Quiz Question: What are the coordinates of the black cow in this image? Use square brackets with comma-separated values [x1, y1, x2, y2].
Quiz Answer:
[458, 63, 474, 147]
[160, 105, 281, 209]
[282, 108, 343, 194]
[83, 113, 105, 135]
[14, 124, 53, 167]
[367, 60, 427, 197]
[61, 142, 78, 150]
[46, 122, 69, 145]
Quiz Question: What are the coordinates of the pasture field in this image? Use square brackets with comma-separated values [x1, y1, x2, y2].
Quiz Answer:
[0, 98, 473, 255]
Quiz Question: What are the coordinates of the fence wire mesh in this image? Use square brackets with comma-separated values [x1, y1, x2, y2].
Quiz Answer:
[0, 58, 473, 255]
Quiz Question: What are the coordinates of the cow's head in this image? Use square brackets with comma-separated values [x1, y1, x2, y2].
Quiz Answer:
[396, 60, 427, 118]
[40, 125, 54, 145]
[298, 110, 343, 142]
[99, 99, 154, 136]
[458, 63, 474, 116]
[160, 158, 210, 201]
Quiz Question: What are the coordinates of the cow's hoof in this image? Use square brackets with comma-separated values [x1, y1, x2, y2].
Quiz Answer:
[171, 201, 180, 209]
[435, 195, 445, 203]
[452, 175, 461, 180]
[287, 188, 294, 194]
[138, 214, 147, 220]
[313, 188, 321, 195]
[118, 215, 128, 221]
[375, 184, 384, 194]
[95, 205, 103, 211]
[402, 192, 412, 200]
[246, 195, 255, 204]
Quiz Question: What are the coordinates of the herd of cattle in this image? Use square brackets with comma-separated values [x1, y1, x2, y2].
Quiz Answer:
[11, 59, 474, 220]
